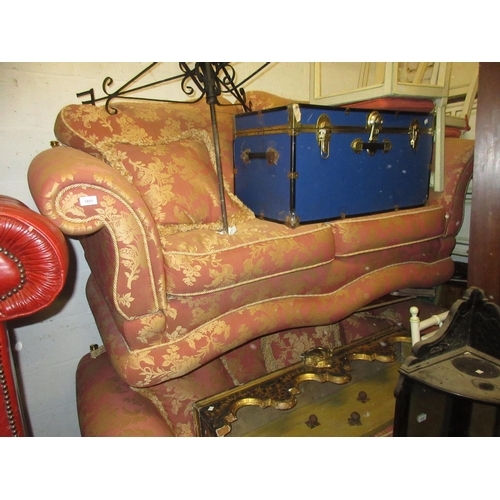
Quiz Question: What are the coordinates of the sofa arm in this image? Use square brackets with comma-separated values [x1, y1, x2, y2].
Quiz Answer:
[28, 146, 168, 320]
[29, 146, 153, 236]
[429, 137, 475, 237]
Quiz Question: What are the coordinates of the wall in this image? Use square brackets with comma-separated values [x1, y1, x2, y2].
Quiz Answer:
[0, 62, 311, 436]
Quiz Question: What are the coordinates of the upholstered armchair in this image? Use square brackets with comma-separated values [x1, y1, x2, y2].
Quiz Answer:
[28, 91, 474, 436]
[0, 195, 68, 436]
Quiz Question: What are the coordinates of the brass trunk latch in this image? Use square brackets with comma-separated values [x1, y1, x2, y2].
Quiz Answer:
[316, 114, 331, 159]
[408, 119, 420, 150]
[367, 110, 383, 143]
[351, 110, 391, 155]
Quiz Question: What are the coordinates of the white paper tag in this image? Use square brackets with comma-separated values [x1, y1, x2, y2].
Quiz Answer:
[79, 195, 98, 206]
[417, 413, 427, 423]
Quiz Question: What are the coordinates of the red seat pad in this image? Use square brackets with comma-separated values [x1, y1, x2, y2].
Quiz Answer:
[342, 97, 435, 113]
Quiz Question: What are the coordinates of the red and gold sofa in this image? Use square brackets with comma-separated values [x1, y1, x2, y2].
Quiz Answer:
[28, 92, 474, 436]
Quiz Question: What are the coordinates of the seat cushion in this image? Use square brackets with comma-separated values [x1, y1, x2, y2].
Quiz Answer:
[331, 205, 446, 257]
[161, 219, 336, 296]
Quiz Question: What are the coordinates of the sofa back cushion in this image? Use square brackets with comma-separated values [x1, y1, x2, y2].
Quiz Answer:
[100, 133, 250, 227]
[109, 137, 220, 225]
[54, 101, 254, 230]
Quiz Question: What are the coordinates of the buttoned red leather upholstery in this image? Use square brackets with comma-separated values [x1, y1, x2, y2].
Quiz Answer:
[0, 195, 69, 436]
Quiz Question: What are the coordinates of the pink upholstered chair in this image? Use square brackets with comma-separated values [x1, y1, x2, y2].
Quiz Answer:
[28, 92, 474, 436]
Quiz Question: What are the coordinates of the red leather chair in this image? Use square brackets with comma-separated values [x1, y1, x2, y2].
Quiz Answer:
[0, 195, 69, 436]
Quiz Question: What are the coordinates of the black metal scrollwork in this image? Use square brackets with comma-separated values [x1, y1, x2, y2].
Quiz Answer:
[77, 62, 271, 114]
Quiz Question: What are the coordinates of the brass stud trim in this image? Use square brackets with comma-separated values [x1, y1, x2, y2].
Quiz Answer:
[0, 247, 25, 301]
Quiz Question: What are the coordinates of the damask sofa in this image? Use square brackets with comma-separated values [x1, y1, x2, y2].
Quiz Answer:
[28, 91, 474, 436]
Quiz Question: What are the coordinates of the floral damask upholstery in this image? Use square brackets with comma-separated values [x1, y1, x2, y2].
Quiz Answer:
[28, 90, 474, 436]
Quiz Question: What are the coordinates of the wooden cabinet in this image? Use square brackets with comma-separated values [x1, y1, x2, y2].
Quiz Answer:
[468, 63, 500, 303]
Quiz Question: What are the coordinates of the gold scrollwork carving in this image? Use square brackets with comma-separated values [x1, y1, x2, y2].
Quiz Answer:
[193, 325, 409, 436]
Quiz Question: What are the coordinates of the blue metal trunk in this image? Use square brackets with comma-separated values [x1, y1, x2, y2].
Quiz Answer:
[233, 104, 434, 227]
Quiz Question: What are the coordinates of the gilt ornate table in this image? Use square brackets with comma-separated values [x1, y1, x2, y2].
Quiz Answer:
[193, 325, 411, 437]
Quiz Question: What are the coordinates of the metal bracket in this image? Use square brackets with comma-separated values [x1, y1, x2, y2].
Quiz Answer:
[75, 62, 271, 235]
[286, 212, 300, 228]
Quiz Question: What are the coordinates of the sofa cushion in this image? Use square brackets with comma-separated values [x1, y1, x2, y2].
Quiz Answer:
[55, 102, 255, 234]
[161, 219, 336, 296]
[331, 205, 446, 257]
[101, 132, 251, 227]
[54, 101, 237, 187]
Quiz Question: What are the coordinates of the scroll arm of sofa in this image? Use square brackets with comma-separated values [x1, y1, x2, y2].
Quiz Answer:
[28, 146, 158, 238]
[28, 146, 167, 316]
[0, 195, 69, 322]
[429, 138, 475, 237]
